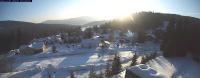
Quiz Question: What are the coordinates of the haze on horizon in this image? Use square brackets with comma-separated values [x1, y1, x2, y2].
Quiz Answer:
[0, 0, 200, 23]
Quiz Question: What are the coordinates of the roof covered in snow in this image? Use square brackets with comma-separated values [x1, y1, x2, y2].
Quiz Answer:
[127, 64, 165, 78]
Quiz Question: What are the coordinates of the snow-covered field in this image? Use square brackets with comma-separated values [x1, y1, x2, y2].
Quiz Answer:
[0, 36, 135, 78]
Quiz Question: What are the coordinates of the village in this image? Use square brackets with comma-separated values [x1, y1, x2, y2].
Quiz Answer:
[1, 0, 200, 77]
[0, 28, 166, 78]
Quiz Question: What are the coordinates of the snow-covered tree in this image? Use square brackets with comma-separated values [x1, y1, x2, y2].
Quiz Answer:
[111, 53, 122, 75]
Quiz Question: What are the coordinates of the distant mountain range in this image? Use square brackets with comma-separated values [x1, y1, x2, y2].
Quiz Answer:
[43, 16, 106, 26]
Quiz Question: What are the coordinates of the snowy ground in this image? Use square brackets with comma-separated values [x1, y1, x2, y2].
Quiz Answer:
[1, 37, 199, 78]
[0, 41, 135, 78]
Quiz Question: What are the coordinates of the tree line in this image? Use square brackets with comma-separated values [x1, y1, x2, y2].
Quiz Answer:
[0, 21, 82, 54]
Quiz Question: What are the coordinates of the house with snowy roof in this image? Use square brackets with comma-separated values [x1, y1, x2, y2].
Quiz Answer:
[125, 64, 165, 78]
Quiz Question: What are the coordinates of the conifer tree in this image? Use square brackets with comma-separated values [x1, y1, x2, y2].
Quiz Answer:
[140, 56, 147, 64]
[131, 54, 138, 66]
[111, 53, 122, 75]
[89, 68, 97, 78]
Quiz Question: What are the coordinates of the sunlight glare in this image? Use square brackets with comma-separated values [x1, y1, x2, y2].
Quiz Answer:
[65, 0, 153, 20]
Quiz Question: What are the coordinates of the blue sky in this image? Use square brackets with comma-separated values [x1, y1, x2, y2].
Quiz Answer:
[0, 0, 199, 23]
